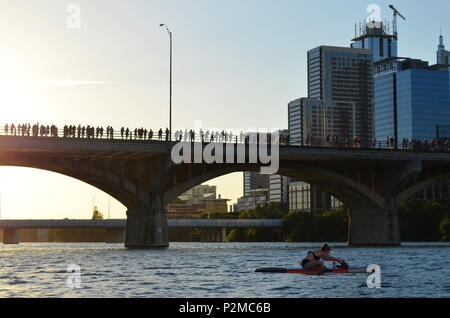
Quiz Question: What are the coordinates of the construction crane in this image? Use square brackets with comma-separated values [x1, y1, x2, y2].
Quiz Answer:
[389, 5, 406, 38]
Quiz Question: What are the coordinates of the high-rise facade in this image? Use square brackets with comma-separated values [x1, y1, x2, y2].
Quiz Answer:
[437, 33, 450, 65]
[243, 172, 270, 197]
[268, 174, 289, 211]
[289, 181, 341, 214]
[351, 22, 397, 62]
[307, 46, 374, 144]
[374, 57, 450, 142]
[288, 98, 356, 146]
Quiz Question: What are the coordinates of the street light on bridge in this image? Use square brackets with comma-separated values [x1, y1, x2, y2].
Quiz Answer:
[160, 23, 172, 141]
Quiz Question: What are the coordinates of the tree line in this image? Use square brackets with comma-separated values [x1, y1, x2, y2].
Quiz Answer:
[171, 199, 450, 242]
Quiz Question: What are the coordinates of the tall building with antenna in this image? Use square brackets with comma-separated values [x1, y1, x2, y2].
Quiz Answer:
[351, 5, 406, 62]
[437, 31, 450, 65]
[350, 21, 397, 62]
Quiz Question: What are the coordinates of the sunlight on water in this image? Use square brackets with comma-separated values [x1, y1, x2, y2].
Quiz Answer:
[0, 242, 449, 298]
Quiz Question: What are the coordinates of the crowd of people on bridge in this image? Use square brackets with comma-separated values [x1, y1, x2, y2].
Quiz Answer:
[3, 123, 59, 138]
[2, 123, 290, 145]
[3, 122, 450, 152]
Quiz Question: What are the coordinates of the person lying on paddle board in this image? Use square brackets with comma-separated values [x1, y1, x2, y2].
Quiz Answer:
[301, 243, 348, 270]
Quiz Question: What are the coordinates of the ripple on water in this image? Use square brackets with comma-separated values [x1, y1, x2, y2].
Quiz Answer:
[0, 242, 450, 297]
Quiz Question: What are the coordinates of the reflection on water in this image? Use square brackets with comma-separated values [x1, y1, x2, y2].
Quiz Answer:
[0, 242, 449, 298]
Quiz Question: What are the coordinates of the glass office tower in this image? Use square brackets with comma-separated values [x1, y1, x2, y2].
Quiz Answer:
[307, 46, 374, 145]
[374, 58, 450, 142]
[351, 22, 397, 62]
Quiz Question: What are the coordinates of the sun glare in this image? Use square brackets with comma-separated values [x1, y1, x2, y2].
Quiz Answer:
[0, 56, 38, 123]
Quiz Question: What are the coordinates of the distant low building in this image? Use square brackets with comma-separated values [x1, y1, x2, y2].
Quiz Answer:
[178, 184, 217, 202]
[167, 185, 230, 218]
[235, 188, 269, 212]
[289, 181, 341, 214]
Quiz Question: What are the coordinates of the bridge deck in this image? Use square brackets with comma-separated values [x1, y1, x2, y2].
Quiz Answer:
[0, 219, 283, 229]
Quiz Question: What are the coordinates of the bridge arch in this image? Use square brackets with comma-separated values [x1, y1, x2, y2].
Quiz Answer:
[164, 162, 385, 210]
[396, 171, 450, 204]
[0, 161, 136, 210]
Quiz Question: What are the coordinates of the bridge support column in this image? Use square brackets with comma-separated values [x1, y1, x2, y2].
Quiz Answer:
[125, 195, 168, 248]
[106, 229, 126, 243]
[348, 207, 400, 246]
[3, 228, 20, 244]
[221, 228, 227, 242]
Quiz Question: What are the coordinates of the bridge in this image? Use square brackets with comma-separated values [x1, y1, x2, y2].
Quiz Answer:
[0, 219, 283, 244]
[2, 133, 450, 247]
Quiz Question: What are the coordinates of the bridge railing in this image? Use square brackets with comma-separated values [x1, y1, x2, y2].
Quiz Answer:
[0, 125, 292, 146]
[1, 125, 450, 153]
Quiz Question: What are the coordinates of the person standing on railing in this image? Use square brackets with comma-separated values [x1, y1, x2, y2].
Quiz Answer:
[165, 128, 170, 141]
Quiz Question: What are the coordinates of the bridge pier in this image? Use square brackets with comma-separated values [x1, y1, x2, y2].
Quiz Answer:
[125, 202, 168, 248]
[106, 229, 126, 243]
[3, 228, 20, 244]
[348, 208, 400, 246]
[200, 228, 227, 243]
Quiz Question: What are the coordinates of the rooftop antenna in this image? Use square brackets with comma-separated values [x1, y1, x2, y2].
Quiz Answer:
[389, 4, 406, 38]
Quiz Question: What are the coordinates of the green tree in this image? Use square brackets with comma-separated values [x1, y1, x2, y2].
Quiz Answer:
[440, 216, 450, 242]
[224, 202, 285, 242]
[92, 206, 104, 220]
[282, 207, 348, 242]
[399, 200, 447, 241]
[226, 228, 246, 242]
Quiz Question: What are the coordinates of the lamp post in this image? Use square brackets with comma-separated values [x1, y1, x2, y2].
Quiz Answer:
[160, 23, 172, 141]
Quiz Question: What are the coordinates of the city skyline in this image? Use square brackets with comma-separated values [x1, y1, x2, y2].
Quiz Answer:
[0, 0, 449, 219]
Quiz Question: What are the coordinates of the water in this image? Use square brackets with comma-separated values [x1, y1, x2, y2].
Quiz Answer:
[0, 242, 449, 298]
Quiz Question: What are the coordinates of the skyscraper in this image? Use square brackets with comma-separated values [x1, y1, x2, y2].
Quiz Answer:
[289, 98, 356, 146]
[243, 172, 270, 197]
[351, 21, 397, 62]
[268, 174, 289, 211]
[374, 57, 450, 142]
[437, 32, 450, 65]
[307, 46, 374, 144]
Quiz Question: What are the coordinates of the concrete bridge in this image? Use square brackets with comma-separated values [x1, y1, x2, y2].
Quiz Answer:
[0, 219, 282, 244]
[2, 134, 450, 247]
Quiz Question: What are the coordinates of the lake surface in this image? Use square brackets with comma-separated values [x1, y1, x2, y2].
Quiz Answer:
[0, 242, 449, 298]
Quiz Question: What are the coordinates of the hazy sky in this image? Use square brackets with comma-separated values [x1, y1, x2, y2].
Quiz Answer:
[0, 0, 448, 219]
